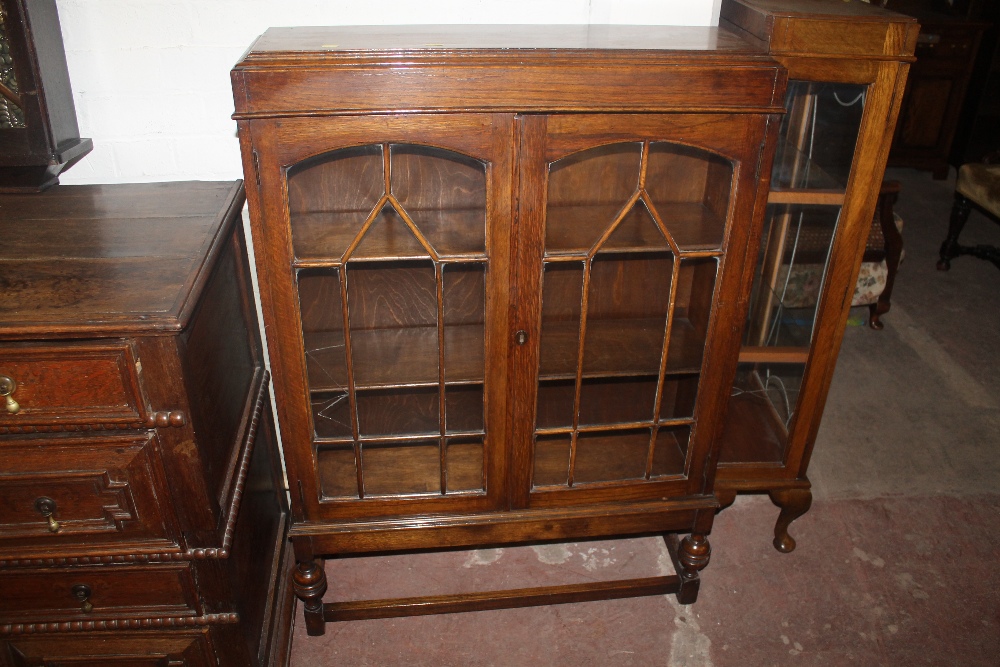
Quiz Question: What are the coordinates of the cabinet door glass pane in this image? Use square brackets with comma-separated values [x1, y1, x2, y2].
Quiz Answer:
[646, 143, 731, 251]
[289, 143, 488, 500]
[533, 141, 731, 488]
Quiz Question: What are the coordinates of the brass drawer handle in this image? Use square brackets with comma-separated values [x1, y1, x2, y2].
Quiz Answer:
[0, 375, 19, 414]
[71, 584, 93, 613]
[34, 496, 60, 533]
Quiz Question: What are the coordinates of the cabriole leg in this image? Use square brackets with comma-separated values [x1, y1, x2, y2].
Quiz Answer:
[768, 487, 813, 553]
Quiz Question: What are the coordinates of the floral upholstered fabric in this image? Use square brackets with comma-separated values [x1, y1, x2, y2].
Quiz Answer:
[956, 163, 1000, 219]
[774, 213, 903, 309]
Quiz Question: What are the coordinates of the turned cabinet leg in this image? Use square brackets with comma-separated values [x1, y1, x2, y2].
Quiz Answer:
[938, 195, 972, 271]
[768, 488, 812, 553]
[293, 558, 328, 636]
[675, 533, 711, 605]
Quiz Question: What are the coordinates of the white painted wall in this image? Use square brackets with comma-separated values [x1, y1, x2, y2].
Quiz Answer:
[56, 0, 721, 184]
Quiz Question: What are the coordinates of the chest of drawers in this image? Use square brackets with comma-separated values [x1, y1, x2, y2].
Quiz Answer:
[0, 182, 292, 666]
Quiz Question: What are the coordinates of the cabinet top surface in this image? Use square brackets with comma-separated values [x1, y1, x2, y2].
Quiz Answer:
[0, 181, 244, 339]
[236, 24, 771, 64]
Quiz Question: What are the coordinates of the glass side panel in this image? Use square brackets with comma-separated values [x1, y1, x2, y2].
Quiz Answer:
[291, 143, 488, 500]
[646, 143, 732, 251]
[0, 12, 25, 129]
[726, 81, 867, 469]
[771, 81, 866, 191]
[744, 205, 839, 348]
[533, 141, 732, 490]
[719, 362, 803, 466]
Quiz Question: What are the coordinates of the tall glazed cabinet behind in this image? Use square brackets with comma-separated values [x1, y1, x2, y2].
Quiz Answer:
[718, 0, 918, 551]
[232, 25, 786, 635]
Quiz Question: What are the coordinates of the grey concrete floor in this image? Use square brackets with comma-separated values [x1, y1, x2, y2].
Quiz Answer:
[812, 167, 1000, 500]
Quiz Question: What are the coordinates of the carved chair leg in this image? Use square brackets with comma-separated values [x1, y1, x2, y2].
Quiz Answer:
[675, 533, 711, 605]
[293, 558, 328, 636]
[871, 183, 902, 330]
[938, 194, 972, 271]
[768, 488, 812, 553]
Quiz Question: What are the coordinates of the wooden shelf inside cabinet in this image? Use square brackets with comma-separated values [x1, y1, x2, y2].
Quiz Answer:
[304, 324, 485, 390]
[292, 209, 487, 263]
[538, 317, 707, 379]
[233, 23, 785, 637]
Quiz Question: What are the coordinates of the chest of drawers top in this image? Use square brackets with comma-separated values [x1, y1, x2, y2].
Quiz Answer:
[0, 181, 245, 340]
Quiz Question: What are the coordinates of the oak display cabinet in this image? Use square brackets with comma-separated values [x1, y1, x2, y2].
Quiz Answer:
[718, 0, 918, 551]
[232, 26, 785, 634]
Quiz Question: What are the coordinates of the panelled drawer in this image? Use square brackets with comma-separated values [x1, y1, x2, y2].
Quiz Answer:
[0, 432, 180, 558]
[0, 563, 199, 624]
[0, 341, 150, 430]
[0, 630, 216, 667]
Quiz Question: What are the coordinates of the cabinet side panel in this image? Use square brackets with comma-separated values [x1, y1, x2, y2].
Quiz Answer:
[180, 224, 263, 513]
[227, 398, 290, 667]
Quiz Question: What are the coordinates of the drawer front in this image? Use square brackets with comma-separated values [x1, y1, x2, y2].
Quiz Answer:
[0, 433, 179, 558]
[1, 630, 215, 667]
[0, 563, 199, 624]
[0, 341, 149, 430]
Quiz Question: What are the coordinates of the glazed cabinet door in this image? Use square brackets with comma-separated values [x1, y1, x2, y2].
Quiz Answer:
[511, 114, 770, 509]
[245, 114, 514, 522]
